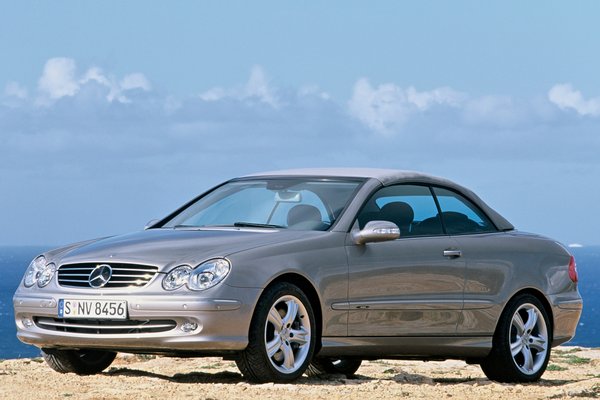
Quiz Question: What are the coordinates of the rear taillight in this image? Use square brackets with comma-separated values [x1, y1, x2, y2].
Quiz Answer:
[568, 255, 578, 283]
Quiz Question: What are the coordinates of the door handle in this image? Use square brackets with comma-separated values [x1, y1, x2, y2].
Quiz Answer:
[443, 249, 462, 258]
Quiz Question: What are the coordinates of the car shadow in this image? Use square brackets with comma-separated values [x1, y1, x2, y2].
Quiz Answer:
[104, 367, 582, 387]
[105, 367, 244, 383]
[536, 378, 581, 386]
[415, 376, 580, 387]
[306, 373, 582, 387]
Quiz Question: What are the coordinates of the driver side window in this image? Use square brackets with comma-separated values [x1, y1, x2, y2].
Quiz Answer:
[357, 185, 443, 237]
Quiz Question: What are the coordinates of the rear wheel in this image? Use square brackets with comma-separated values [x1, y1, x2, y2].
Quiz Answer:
[42, 349, 116, 375]
[480, 294, 551, 382]
[236, 282, 316, 383]
[306, 357, 362, 377]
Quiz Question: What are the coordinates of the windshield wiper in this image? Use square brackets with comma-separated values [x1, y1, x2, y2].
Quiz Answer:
[233, 222, 286, 229]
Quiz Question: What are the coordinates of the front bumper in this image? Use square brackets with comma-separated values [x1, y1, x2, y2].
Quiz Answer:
[13, 286, 261, 354]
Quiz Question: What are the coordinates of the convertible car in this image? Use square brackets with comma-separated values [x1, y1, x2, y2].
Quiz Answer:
[14, 168, 582, 382]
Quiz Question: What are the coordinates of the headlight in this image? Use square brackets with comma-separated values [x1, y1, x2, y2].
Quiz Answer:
[188, 259, 231, 291]
[162, 265, 192, 291]
[162, 259, 231, 291]
[23, 256, 56, 288]
[38, 263, 56, 287]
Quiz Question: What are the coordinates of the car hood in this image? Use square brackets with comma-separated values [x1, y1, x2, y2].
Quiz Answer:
[54, 228, 315, 270]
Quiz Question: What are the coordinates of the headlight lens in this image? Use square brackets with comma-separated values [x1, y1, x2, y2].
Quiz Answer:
[162, 265, 192, 291]
[24, 256, 56, 288]
[37, 263, 56, 287]
[188, 259, 231, 291]
[162, 259, 231, 291]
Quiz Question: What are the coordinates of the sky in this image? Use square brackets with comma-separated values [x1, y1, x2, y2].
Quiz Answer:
[1, 1, 599, 246]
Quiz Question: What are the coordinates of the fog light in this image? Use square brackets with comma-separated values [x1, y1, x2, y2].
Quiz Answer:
[180, 321, 198, 333]
[22, 318, 33, 328]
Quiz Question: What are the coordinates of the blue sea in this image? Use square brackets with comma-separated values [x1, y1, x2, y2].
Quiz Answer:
[1, 245, 598, 359]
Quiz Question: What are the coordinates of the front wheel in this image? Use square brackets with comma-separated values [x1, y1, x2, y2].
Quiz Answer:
[42, 349, 116, 375]
[236, 282, 317, 383]
[480, 294, 551, 382]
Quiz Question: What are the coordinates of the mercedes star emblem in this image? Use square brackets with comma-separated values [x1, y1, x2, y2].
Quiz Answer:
[89, 264, 112, 288]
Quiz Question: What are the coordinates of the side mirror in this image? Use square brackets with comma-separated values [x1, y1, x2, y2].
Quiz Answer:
[352, 220, 400, 245]
[144, 219, 160, 230]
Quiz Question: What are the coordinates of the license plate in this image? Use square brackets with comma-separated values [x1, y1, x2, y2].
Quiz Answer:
[58, 299, 127, 320]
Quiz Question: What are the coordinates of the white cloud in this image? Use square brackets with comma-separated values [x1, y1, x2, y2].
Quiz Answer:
[120, 73, 151, 92]
[38, 57, 79, 99]
[244, 65, 279, 107]
[36, 57, 151, 105]
[199, 87, 228, 102]
[199, 65, 280, 107]
[3, 61, 600, 247]
[548, 83, 600, 117]
[80, 66, 122, 102]
[80, 67, 112, 87]
[462, 95, 523, 126]
[348, 78, 465, 134]
[298, 85, 330, 100]
[348, 79, 411, 134]
[4, 81, 28, 99]
[405, 86, 464, 110]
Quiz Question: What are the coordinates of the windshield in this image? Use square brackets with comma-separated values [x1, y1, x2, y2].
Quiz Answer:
[162, 178, 364, 231]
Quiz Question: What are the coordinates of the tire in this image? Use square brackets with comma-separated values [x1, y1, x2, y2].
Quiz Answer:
[306, 357, 362, 377]
[236, 282, 317, 383]
[480, 294, 552, 382]
[42, 348, 117, 375]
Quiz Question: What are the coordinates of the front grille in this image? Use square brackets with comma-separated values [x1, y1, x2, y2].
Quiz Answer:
[58, 263, 159, 288]
[34, 317, 177, 334]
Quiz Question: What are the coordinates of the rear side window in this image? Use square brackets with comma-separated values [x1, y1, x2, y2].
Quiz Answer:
[433, 187, 497, 234]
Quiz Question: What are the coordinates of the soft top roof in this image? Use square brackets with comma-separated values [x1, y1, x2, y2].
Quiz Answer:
[244, 168, 514, 231]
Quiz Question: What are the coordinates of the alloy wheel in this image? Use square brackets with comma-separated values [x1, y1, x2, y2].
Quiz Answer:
[264, 295, 311, 374]
[509, 303, 548, 375]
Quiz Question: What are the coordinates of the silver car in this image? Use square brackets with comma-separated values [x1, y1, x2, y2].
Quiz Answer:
[14, 168, 582, 383]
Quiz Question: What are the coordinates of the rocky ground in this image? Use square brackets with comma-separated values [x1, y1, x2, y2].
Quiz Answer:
[1, 347, 599, 399]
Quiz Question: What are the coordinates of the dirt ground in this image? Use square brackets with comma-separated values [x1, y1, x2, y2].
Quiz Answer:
[1, 346, 599, 400]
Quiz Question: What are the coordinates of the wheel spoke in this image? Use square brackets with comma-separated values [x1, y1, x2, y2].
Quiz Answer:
[289, 326, 309, 346]
[266, 337, 282, 358]
[529, 335, 547, 352]
[512, 312, 525, 335]
[524, 308, 538, 332]
[511, 340, 524, 357]
[281, 342, 295, 370]
[268, 308, 284, 331]
[282, 300, 299, 327]
[522, 346, 534, 372]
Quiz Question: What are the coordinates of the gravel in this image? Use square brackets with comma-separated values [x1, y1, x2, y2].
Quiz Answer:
[1, 346, 599, 400]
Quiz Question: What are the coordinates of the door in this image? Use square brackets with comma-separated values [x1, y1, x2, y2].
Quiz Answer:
[430, 186, 506, 335]
[345, 184, 465, 336]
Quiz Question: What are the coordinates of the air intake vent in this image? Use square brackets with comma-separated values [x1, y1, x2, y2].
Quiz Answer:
[34, 317, 176, 334]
